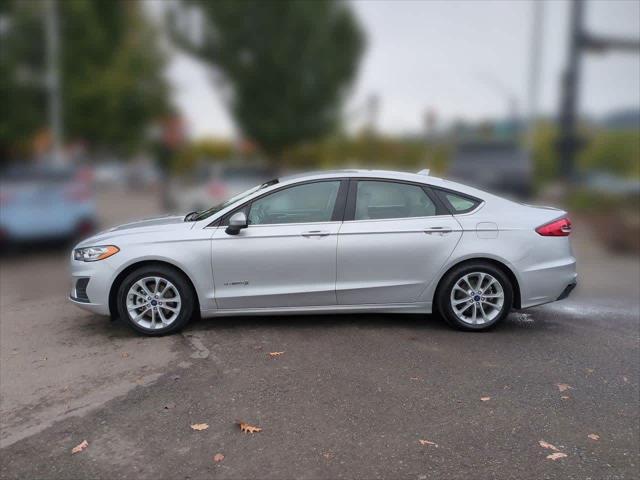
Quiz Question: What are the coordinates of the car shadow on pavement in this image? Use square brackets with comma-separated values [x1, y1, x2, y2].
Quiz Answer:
[74, 308, 562, 339]
[182, 310, 559, 335]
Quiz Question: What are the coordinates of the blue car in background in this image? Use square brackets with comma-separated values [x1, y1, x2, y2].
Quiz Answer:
[0, 164, 97, 245]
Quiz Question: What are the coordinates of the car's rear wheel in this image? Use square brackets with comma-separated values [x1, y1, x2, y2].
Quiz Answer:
[117, 265, 195, 336]
[436, 262, 513, 331]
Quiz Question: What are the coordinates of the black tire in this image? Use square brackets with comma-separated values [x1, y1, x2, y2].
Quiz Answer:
[436, 262, 513, 331]
[117, 264, 195, 336]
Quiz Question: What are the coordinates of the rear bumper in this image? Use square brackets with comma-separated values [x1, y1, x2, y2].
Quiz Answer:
[556, 281, 577, 301]
[519, 256, 577, 308]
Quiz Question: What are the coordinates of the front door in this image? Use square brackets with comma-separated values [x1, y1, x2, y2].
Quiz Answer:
[336, 179, 462, 305]
[212, 180, 346, 309]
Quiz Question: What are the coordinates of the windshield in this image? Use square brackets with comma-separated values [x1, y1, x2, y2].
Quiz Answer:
[188, 179, 278, 221]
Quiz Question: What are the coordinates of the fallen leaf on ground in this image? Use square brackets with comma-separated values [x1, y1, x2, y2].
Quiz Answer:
[588, 433, 600, 441]
[556, 383, 573, 392]
[410, 377, 420, 381]
[546, 452, 567, 461]
[121, 352, 129, 358]
[419, 439, 438, 447]
[213, 453, 225, 463]
[268, 351, 285, 357]
[71, 440, 88, 454]
[586, 368, 594, 374]
[622, 376, 629, 383]
[322, 452, 334, 459]
[480, 397, 491, 402]
[190, 423, 209, 431]
[538, 440, 560, 451]
[237, 421, 262, 433]
[561, 395, 570, 400]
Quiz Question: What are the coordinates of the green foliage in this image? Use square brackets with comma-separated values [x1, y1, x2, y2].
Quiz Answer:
[531, 121, 560, 186]
[280, 133, 442, 172]
[0, 0, 169, 161]
[579, 130, 640, 179]
[172, 138, 235, 174]
[531, 121, 640, 185]
[0, 0, 46, 159]
[173, 0, 365, 161]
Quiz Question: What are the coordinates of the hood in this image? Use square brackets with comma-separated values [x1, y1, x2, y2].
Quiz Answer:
[109, 214, 186, 231]
[76, 214, 190, 247]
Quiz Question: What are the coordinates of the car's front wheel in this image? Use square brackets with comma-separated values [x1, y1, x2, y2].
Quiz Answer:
[436, 262, 513, 331]
[117, 265, 195, 336]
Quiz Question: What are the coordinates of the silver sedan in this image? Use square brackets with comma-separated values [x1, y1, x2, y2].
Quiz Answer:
[69, 170, 577, 335]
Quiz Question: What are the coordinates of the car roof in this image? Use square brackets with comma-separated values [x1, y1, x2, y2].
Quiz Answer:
[277, 169, 489, 197]
[279, 169, 432, 183]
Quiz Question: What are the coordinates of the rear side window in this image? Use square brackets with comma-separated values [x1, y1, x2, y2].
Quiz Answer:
[435, 189, 481, 214]
[355, 181, 437, 220]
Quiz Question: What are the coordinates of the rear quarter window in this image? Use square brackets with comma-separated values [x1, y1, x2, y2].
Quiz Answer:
[435, 189, 481, 214]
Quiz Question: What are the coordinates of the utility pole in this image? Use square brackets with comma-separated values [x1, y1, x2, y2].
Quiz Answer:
[557, 0, 640, 181]
[526, 0, 544, 151]
[45, 0, 63, 165]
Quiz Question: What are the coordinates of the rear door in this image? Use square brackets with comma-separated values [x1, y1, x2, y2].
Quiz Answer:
[211, 179, 347, 309]
[336, 179, 462, 305]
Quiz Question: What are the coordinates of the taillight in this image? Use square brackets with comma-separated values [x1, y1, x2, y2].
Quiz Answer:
[536, 217, 572, 236]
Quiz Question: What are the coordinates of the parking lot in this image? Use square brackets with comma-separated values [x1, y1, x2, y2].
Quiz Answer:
[1, 190, 638, 479]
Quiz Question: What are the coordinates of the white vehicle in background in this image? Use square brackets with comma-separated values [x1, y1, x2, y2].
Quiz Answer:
[167, 163, 273, 214]
[69, 169, 577, 336]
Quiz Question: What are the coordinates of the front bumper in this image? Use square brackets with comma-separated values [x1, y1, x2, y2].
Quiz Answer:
[68, 295, 111, 316]
[68, 253, 115, 316]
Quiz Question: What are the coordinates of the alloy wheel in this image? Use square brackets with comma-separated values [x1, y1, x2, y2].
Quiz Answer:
[450, 272, 505, 325]
[126, 276, 182, 330]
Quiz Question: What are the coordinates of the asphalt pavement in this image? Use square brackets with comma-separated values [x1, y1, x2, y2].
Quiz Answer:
[1, 191, 638, 479]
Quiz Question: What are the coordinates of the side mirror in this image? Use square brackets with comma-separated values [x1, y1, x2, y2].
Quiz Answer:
[225, 211, 248, 235]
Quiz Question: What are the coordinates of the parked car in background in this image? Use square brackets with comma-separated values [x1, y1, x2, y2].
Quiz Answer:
[69, 169, 576, 336]
[449, 140, 533, 199]
[0, 164, 97, 245]
[167, 163, 273, 213]
[94, 161, 128, 189]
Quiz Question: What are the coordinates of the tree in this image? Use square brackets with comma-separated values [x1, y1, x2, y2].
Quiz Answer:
[172, 0, 365, 162]
[0, 0, 170, 162]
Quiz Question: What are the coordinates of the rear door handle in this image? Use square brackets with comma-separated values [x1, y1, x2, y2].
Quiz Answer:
[424, 227, 453, 234]
[302, 230, 331, 237]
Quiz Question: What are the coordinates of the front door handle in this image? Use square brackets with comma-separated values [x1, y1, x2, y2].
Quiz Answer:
[424, 227, 453, 234]
[301, 230, 331, 237]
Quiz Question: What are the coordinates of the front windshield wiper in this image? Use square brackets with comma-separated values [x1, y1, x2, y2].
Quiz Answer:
[184, 211, 199, 222]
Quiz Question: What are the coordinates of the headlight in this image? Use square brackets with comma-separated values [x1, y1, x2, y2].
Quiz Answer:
[74, 245, 120, 262]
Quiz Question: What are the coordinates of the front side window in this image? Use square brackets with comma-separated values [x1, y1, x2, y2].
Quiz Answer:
[354, 181, 437, 220]
[248, 181, 341, 225]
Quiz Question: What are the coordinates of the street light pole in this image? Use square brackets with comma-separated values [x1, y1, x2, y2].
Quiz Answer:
[526, 0, 544, 151]
[557, 0, 584, 182]
[557, 0, 640, 182]
[45, 0, 63, 165]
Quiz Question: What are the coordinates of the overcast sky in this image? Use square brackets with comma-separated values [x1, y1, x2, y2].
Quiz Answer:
[160, 0, 640, 139]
